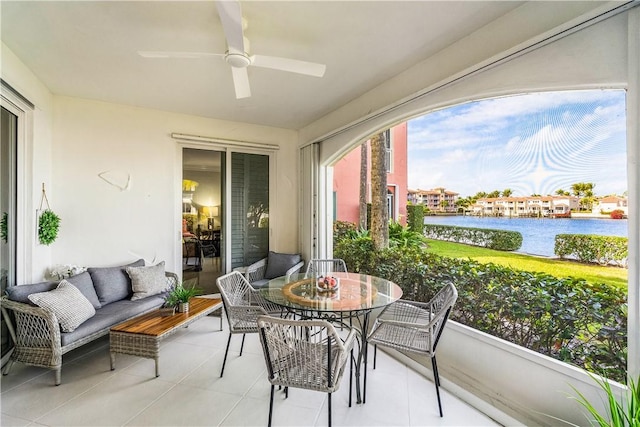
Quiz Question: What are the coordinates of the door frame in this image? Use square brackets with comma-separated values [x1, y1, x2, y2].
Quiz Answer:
[174, 138, 277, 278]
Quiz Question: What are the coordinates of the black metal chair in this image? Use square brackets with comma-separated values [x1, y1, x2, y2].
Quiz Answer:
[216, 271, 282, 377]
[257, 315, 356, 427]
[367, 282, 458, 417]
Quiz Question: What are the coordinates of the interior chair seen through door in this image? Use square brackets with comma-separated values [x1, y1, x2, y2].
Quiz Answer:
[216, 271, 283, 377]
[257, 316, 356, 427]
[367, 282, 458, 417]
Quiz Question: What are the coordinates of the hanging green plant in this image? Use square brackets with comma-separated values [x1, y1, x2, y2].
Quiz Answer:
[38, 209, 60, 246]
[1, 212, 8, 243]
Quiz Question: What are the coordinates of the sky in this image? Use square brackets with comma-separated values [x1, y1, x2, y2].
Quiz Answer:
[407, 90, 627, 198]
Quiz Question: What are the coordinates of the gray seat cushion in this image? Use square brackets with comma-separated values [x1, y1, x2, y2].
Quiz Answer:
[60, 293, 166, 347]
[88, 259, 144, 305]
[264, 251, 302, 279]
[5, 281, 56, 304]
[250, 279, 270, 289]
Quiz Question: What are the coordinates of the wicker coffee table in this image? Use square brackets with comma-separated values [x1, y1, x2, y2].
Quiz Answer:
[109, 297, 223, 377]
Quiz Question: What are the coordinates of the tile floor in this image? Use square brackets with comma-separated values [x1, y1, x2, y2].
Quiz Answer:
[1, 311, 503, 426]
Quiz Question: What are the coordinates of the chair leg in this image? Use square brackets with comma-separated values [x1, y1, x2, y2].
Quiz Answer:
[268, 384, 275, 427]
[328, 392, 332, 427]
[432, 356, 443, 417]
[373, 344, 377, 369]
[348, 348, 353, 407]
[239, 334, 246, 356]
[2, 359, 14, 376]
[220, 333, 232, 377]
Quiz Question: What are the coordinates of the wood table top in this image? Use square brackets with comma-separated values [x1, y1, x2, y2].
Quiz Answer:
[110, 297, 222, 337]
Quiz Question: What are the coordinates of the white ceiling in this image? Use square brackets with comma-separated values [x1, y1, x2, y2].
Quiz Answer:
[1, 1, 525, 130]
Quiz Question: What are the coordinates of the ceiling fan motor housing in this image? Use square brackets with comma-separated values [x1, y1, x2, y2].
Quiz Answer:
[225, 52, 251, 68]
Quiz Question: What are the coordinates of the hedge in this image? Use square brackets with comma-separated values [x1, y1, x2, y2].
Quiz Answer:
[334, 238, 627, 382]
[423, 224, 522, 251]
[555, 234, 628, 267]
[406, 204, 424, 232]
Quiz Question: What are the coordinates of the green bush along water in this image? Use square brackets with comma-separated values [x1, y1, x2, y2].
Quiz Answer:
[334, 222, 628, 383]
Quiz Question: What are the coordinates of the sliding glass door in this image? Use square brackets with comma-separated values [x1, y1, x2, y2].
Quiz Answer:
[230, 152, 269, 268]
[1, 106, 17, 362]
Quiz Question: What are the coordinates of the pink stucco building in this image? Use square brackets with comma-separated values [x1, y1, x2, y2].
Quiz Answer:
[333, 123, 408, 225]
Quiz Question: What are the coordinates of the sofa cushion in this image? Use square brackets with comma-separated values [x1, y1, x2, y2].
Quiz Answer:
[89, 259, 144, 305]
[65, 271, 101, 309]
[264, 251, 302, 279]
[126, 261, 167, 301]
[60, 293, 166, 347]
[5, 281, 56, 304]
[28, 280, 96, 332]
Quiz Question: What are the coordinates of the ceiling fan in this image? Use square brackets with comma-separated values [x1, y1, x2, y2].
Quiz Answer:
[138, 1, 326, 99]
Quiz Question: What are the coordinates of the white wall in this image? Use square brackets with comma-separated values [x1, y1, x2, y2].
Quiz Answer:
[50, 97, 299, 277]
[1, 42, 54, 283]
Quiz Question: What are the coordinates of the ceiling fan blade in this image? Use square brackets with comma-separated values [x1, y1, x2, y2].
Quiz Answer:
[251, 55, 326, 77]
[138, 51, 224, 59]
[231, 66, 251, 99]
[215, 0, 245, 54]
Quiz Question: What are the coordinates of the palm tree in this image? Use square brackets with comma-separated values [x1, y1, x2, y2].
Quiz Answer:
[370, 132, 388, 250]
[359, 142, 368, 230]
[502, 188, 513, 197]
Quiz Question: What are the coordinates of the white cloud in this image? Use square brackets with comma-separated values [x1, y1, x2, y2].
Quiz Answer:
[408, 90, 627, 197]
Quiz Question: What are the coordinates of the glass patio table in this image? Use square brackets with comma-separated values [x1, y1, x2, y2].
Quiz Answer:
[259, 272, 403, 404]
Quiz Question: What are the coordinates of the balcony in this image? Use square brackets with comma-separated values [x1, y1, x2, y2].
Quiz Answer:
[0, 313, 510, 426]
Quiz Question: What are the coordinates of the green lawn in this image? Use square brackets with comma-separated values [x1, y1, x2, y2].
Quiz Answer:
[425, 239, 628, 290]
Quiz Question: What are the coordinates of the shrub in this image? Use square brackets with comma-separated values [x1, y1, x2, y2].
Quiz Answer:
[610, 209, 625, 219]
[406, 204, 424, 232]
[555, 234, 628, 267]
[423, 224, 522, 251]
[334, 220, 357, 242]
[335, 239, 627, 382]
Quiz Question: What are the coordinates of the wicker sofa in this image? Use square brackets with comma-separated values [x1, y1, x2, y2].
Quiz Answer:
[0, 259, 177, 385]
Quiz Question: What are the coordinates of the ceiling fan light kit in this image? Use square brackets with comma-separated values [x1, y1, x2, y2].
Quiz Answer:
[138, 0, 326, 99]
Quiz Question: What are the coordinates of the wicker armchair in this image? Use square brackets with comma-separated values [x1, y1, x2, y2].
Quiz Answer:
[257, 316, 356, 427]
[367, 282, 458, 417]
[304, 259, 347, 277]
[244, 252, 305, 289]
[1, 272, 178, 385]
[216, 271, 283, 377]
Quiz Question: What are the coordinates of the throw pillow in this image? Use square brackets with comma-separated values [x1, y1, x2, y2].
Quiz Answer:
[264, 251, 302, 279]
[28, 280, 96, 332]
[126, 261, 168, 301]
[88, 259, 144, 305]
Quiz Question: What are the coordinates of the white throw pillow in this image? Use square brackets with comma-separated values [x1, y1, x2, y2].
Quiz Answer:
[28, 280, 96, 332]
[126, 261, 167, 301]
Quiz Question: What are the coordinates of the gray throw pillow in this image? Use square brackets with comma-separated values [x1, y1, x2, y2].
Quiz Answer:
[65, 271, 101, 309]
[88, 259, 144, 305]
[28, 280, 96, 332]
[264, 251, 302, 279]
[126, 261, 168, 301]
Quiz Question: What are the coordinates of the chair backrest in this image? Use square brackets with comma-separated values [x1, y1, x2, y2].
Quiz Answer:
[217, 271, 253, 310]
[429, 282, 458, 351]
[305, 259, 347, 277]
[257, 315, 349, 392]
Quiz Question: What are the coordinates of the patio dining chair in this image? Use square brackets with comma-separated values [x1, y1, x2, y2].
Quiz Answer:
[305, 258, 348, 277]
[367, 282, 458, 417]
[216, 271, 283, 377]
[257, 316, 356, 427]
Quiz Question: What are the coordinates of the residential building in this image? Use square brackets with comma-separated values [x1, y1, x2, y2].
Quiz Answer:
[474, 195, 580, 217]
[1, 3, 638, 426]
[409, 187, 459, 212]
[333, 124, 408, 225]
[594, 195, 629, 215]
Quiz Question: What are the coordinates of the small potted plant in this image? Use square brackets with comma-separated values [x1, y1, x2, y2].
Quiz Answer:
[164, 282, 202, 313]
